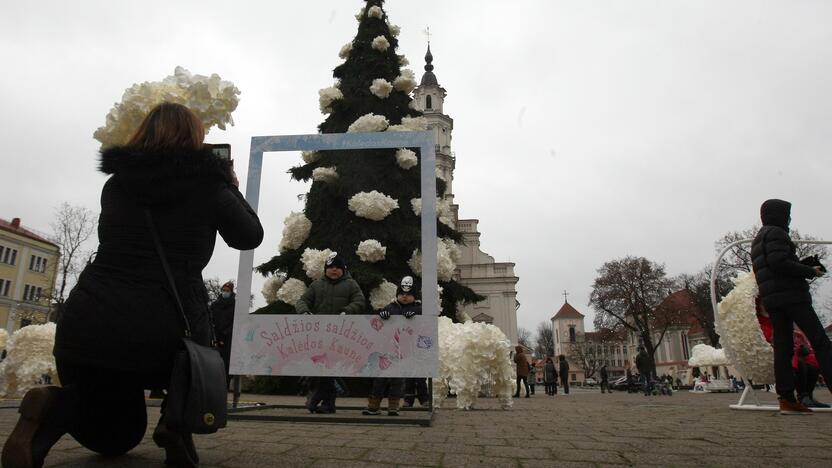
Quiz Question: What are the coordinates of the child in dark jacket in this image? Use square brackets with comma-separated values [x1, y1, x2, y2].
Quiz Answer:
[363, 276, 421, 416]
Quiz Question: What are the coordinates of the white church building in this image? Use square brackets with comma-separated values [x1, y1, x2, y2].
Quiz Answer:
[412, 46, 520, 345]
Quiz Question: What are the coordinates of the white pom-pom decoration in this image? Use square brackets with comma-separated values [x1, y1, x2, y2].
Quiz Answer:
[347, 113, 389, 133]
[393, 69, 417, 93]
[372, 35, 391, 52]
[370, 280, 398, 310]
[369, 78, 393, 99]
[348, 191, 399, 221]
[0, 323, 59, 398]
[355, 6, 365, 21]
[408, 239, 461, 281]
[312, 167, 339, 184]
[277, 278, 308, 306]
[388, 116, 428, 132]
[278, 212, 312, 252]
[395, 148, 418, 169]
[434, 317, 514, 410]
[398, 55, 409, 66]
[262, 275, 285, 304]
[410, 198, 454, 227]
[339, 42, 353, 59]
[318, 86, 344, 114]
[301, 248, 334, 281]
[302, 151, 321, 164]
[389, 24, 401, 37]
[356, 239, 387, 263]
[367, 5, 383, 19]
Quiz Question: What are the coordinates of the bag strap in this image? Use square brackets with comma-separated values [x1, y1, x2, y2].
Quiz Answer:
[144, 209, 192, 338]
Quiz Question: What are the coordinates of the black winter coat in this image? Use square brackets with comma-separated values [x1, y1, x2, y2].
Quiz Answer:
[751, 199, 817, 309]
[54, 146, 263, 377]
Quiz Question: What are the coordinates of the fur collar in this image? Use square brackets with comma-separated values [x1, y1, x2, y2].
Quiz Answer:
[99, 145, 232, 204]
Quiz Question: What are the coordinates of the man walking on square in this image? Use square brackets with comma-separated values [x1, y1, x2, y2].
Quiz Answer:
[513, 346, 530, 398]
[636, 346, 652, 396]
[558, 355, 570, 395]
[599, 364, 610, 394]
[751, 199, 832, 415]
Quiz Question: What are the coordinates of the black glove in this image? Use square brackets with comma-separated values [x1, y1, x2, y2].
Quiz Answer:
[379, 310, 390, 320]
[404, 310, 416, 319]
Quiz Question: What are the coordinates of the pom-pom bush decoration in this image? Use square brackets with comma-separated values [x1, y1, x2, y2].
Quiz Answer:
[278, 212, 312, 252]
[715, 272, 774, 383]
[389, 24, 401, 37]
[408, 239, 460, 281]
[367, 5, 383, 18]
[395, 149, 418, 169]
[301, 248, 334, 281]
[347, 113, 389, 133]
[411, 198, 455, 227]
[355, 6, 365, 21]
[393, 69, 417, 93]
[398, 55, 409, 66]
[93, 66, 240, 149]
[371, 35, 391, 52]
[356, 239, 386, 263]
[312, 167, 339, 184]
[348, 191, 399, 221]
[369, 78, 393, 99]
[688, 344, 728, 367]
[369, 280, 398, 310]
[276, 278, 307, 306]
[339, 42, 353, 60]
[318, 86, 344, 114]
[434, 317, 514, 410]
[0, 323, 59, 398]
[262, 275, 285, 304]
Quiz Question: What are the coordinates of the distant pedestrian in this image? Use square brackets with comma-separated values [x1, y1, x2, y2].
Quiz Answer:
[528, 361, 538, 396]
[558, 355, 570, 395]
[543, 357, 557, 396]
[513, 346, 530, 398]
[209, 281, 236, 388]
[599, 364, 610, 393]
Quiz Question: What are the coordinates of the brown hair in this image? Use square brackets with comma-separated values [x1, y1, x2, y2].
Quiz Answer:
[127, 102, 205, 151]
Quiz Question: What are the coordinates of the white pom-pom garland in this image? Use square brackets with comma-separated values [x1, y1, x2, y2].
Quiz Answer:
[278, 212, 312, 252]
[395, 148, 418, 169]
[369, 78, 393, 99]
[318, 86, 344, 114]
[369, 280, 398, 310]
[339, 42, 353, 59]
[347, 113, 389, 133]
[393, 69, 417, 93]
[262, 275, 285, 304]
[356, 239, 387, 263]
[408, 239, 460, 281]
[301, 248, 334, 281]
[312, 167, 339, 184]
[367, 5, 383, 19]
[348, 191, 399, 221]
[372, 36, 391, 52]
[277, 278, 308, 306]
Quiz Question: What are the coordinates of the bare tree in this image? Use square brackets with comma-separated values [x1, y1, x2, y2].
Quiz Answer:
[517, 327, 532, 348]
[715, 226, 827, 281]
[674, 269, 724, 347]
[589, 256, 674, 376]
[533, 321, 555, 358]
[50, 203, 97, 318]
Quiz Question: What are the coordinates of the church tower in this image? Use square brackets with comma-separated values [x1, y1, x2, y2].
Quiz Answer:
[411, 46, 455, 201]
[412, 44, 520, 345]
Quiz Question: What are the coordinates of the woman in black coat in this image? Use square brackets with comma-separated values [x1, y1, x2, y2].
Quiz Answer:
[3, 103, 263, 468]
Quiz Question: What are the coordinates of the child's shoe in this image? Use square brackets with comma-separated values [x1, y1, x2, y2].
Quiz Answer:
[362, 397, 382, 415]
[388, 398, 400, 416]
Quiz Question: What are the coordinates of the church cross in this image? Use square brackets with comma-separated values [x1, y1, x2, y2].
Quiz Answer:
[562, 290, 569, 304]
[424, 26, 431, 44]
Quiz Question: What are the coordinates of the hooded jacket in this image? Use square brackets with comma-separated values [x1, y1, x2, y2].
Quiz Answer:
[751, 199, 817, 309]
[54, 146, 263, 377]
[294, 271, 366, 315]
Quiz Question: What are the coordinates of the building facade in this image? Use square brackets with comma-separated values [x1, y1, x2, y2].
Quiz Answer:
[0, 217, 59, 331]
[552, 301, 629, 383]
[412, 46, 519, 344]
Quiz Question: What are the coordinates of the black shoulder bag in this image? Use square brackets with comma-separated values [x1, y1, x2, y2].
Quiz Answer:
[145, 209, 227, 434]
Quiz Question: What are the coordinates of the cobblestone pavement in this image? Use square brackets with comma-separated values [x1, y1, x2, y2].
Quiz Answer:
[1, 387, 831, 467]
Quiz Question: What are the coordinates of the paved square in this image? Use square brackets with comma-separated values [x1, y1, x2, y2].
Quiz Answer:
[2, 388, 831, 467]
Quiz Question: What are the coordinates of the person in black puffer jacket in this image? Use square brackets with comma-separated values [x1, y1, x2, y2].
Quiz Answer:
[363, 276, 421, 416]
[2, 103, 264, 468]
[751, 199, 830, 414]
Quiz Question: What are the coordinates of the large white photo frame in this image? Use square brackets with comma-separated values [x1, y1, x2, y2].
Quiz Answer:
[229, 131, 439, 378]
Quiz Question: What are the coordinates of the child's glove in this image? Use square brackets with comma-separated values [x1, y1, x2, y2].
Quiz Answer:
[379, 310, 391, 320]
[404, 310, 416, 319]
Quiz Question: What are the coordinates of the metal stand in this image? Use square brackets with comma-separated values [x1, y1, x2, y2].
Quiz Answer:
[232, 375, 241, 409]
[729, 385, 832, 412]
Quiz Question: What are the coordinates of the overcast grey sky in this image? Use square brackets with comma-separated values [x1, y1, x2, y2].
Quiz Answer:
[2, 1, 832, 334]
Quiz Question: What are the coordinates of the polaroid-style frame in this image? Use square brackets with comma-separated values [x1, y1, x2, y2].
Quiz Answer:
[229, 131, 439, 379]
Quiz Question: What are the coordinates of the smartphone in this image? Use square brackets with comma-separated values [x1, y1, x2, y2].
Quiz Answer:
[211, 143, 231, 161]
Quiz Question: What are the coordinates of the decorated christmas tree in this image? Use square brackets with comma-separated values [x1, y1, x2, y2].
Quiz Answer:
[256, 0, 481, 319]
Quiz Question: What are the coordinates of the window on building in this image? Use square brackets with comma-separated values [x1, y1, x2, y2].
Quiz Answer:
[425, 95, 432, 109]
[571, 373, 576, 381]
[569, 326, 576, 343]
[0, 279, 10, 297]
[682, 333, 690, 360]
[0, 246, 18, 265]
[23, 284, 42, 302]
[29, 255, 47, 273]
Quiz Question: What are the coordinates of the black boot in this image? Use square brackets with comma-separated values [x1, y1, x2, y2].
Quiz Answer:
[153, 420, 198, 468]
